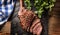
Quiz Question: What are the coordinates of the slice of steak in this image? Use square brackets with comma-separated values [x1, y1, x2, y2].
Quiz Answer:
[19, 10, 35, 30]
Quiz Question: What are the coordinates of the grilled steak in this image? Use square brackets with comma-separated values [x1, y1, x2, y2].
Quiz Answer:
[19, 10, 36, 30]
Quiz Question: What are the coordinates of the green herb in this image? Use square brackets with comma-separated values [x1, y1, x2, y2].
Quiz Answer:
[24, 0, 56, 18]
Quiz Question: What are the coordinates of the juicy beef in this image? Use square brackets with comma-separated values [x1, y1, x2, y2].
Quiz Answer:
[19, 11, 35, 30]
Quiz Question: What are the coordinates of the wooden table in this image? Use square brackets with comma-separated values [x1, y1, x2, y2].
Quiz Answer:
[0, 21, 11, 35]
[49, 0, 60, 35]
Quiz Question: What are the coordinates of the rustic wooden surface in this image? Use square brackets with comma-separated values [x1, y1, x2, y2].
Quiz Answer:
[49, 0, 60, 35]
[49, 16, 60, 35]
[0, 21, 11, 35]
